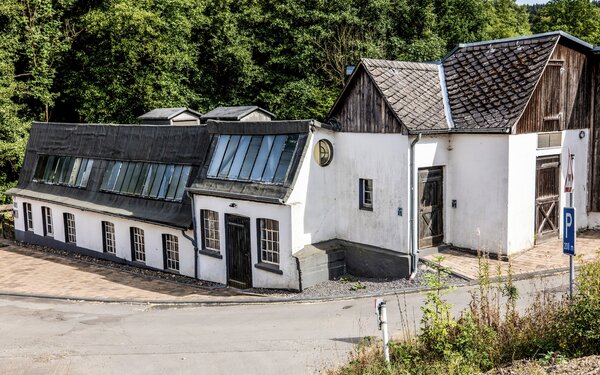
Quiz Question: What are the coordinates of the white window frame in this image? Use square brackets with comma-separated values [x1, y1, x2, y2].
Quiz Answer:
[360, 178, 373, 210]
[42, 206, 53, 236]
[131, 227, 145, 262]
[23, 203, 33, 231]
[64, 213, 76, 243]
[163, 234, 179, 271]
[259, 219, 279, 265]
[201, 210, 220, 252]
[102, 221, 116, 254]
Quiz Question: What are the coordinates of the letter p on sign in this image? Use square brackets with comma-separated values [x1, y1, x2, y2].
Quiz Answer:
[563, 207, 575, 256]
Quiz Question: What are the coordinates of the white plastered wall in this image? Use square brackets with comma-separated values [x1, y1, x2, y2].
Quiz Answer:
[193, 195, 298, 289]
[11, 197, 196, 277]
[286, 128, 337, 251]
[444, 134, 510, 255]
[333, 132, 410, 252]
[507, 129, 589, 254]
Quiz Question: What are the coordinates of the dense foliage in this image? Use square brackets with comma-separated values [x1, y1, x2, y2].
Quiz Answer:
[0, 0, 598, 200]
[331, 254, 600, 374]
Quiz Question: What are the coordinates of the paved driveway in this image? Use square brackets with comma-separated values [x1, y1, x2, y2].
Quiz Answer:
[0, 241, 257, 302]
[423, 230, 600, 280]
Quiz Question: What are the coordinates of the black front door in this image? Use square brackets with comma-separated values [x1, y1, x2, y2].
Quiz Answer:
[225, 214, 252, 288]
[418, 167, 444, 249]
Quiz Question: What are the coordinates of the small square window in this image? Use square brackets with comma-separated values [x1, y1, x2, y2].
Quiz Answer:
[359, 179, 373, 211]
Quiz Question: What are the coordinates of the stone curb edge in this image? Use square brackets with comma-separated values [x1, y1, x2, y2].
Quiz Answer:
[0, 266, 574, 306]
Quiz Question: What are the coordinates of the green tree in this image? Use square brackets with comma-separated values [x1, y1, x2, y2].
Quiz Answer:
[484, 0, 531, 39]
[532, 0, 600, 44]
[61, 0, 205, 123]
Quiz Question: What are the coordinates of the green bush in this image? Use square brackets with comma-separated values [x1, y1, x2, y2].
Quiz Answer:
[330, 253, 600, 375]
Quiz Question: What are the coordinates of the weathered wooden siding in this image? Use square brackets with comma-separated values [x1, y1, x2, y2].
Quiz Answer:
[330, 68, 405, 133]
[516, 44, 592, 134]
[590, 56, 600, 212]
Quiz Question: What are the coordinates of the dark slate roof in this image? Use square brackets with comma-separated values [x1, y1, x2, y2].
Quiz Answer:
[188, 120, 314, 204]
[137, 107, 202, 120]
[201, 106, 275, 121]
[442, 34, 560, 131]
[8, 122, 210, 228]
[362, 59, 449, 131]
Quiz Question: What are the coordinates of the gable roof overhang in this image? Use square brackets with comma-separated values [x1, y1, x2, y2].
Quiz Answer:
[328, 62, 410, 134]
[137, 107, 203, 121]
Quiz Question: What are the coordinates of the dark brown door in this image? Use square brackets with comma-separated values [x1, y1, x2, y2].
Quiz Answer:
[225, 214, 252, 288]
[536, 156, 560, 241]
[418, 167, 444, 248]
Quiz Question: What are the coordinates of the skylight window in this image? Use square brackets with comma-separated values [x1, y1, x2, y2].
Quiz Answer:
[207, 134, 299, 184]
[33, 155, 94, 188]
[101, 161, 191, 201]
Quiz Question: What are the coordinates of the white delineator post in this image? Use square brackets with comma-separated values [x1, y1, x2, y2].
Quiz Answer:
[375, 299, 390, 363]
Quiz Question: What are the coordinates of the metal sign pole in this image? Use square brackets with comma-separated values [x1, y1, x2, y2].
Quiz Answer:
[567, 153, 575, 299]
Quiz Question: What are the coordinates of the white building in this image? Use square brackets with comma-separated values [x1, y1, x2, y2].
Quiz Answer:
[9, 32, 600, 290]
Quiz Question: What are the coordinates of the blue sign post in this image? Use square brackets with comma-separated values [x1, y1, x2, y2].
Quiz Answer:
[563, 206, 575, 298]
[563, 207, 576, 256]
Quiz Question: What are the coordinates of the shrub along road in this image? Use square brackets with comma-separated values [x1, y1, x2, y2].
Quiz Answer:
[0, 272, 570, 374]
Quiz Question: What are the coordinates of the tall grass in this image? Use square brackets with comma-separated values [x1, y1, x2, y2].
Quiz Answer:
[330, 252, 600, 374]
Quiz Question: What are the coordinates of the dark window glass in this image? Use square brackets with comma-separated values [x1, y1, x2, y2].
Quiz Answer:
[174, 166, 191, 200]
[124, 163, 143, 194]
[141, 164, 156, 197]
[238, 136, 263, 180]
[166, 165, 183, 200]
[261, 135, 287, 182]
[134, 163, 150, 195]
[34, 155, 48, 179]
[250, 136, 275, 180]
[42, 156, 58, 181]
[217, 135, 241, 178]
[158, 165, 175, 198]
[33, 155, 93, 188]
[273, 135, 298, 183]
[228, 136, 251, 179]
[69, 158, 83, 185]
[207, 135, 230, 177]
[149, 164, 166, 198]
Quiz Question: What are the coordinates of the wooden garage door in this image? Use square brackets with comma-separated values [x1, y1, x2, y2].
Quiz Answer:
[535, 156, 560, 241]
[418, 167, 444, 249]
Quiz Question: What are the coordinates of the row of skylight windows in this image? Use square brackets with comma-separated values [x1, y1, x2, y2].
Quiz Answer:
[100, 161, 191, 201]
[207, 134, 298, 184]
[33, 155, 94, 188]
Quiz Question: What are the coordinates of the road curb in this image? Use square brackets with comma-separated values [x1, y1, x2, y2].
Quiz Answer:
[0, 266, 574, 306]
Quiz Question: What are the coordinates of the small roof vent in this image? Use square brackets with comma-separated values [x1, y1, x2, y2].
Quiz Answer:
[201, 106, 276, 123]
[137, 107, 203, 125]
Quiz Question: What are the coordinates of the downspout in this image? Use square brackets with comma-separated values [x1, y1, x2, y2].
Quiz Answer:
[183, 190, 200, 279]
[409, 133, 422, 279]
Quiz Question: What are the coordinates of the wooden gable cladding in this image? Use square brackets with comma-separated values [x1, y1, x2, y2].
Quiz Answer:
[589, 57, 600, 212]
[330, 68, 406, 134]
[516, 43, 592, 134]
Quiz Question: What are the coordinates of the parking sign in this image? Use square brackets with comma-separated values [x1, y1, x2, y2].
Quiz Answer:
[563, 207, 575, 256]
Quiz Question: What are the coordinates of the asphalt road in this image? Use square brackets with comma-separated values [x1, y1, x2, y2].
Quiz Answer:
[0, 273, 569, 375]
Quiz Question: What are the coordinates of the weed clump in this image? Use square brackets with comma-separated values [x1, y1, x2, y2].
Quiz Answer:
[330, 251, 600, 374]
